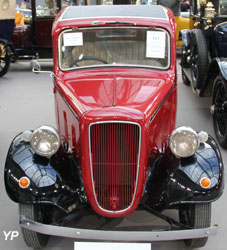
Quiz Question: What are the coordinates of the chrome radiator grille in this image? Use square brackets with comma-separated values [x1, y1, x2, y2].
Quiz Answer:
[89, 122, 140, 212]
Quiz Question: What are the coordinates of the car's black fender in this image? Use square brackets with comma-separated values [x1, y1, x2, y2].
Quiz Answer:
[144, 135, 224, 211]
[181, 29, 192, 48]
[4, 131, 86, 212]
[213, 58, 227, 80]
[200, 58, 227, 96]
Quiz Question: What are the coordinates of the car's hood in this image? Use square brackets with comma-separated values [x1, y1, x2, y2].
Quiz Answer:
[58, 70, 175, 117]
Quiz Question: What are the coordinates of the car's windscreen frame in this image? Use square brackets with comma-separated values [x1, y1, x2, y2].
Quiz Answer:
[58, 26, 171, 71]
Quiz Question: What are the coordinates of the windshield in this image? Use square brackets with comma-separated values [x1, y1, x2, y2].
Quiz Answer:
[220, 0, 227, 15]
[58, 27, 170, 71]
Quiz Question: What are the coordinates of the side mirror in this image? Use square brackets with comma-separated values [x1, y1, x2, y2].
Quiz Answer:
[31, 60, 41, 73]
[30, 59, 60, 81]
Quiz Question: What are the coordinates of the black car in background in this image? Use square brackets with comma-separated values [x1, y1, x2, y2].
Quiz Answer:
[181, 0, 227, 148]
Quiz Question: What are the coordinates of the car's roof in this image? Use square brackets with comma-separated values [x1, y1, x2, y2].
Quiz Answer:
[60, 5, 168, 21]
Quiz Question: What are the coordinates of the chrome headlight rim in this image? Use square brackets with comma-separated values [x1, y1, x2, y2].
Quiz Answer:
[30, 125, 60, 158]
[170, 126, 199, 158]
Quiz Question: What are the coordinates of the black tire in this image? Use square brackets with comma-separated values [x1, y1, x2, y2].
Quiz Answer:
[19, 204, 49, 249]
[0, 44, 10, 77]
[190, 29, 208, 89]
[182, 68, 190, 86]
[179, 203, 211, 248]
[212, 75, 227, 148]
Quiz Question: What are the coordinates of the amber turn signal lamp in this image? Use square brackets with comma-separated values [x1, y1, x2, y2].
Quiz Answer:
[200, 177, 211, 189]
[19, 177, 30, 189]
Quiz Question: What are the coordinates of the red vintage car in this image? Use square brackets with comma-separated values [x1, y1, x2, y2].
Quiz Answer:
[4, 4, 224, 249]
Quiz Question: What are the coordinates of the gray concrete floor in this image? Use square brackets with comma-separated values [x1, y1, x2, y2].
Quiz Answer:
[0, 61, 226, 250]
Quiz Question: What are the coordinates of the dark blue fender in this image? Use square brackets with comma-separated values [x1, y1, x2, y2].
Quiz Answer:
[213, 22, 227, 58]
[0, 38, 8, 45]
[144, 136, 224, 211]
[200, 58, 227, 96]
[180, 29, 192, 48]
[206, 58, 227, 81]
[213, 58, 227, 80]
[4, 131, 86, 212]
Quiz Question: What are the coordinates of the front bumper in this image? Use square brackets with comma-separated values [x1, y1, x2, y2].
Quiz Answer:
[20, 217, 218, 242]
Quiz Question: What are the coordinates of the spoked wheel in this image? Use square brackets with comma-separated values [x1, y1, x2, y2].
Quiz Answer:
[19, 204, 49, 249]
[212, 75, 227, 148]
[190, 29, 208, 89]
[0, 43, 10, 77]
[179, 203, 211, 248]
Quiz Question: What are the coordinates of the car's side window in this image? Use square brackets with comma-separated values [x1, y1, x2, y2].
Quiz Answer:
[220, 0, 227, 15]
[61, 0, 89, 7]
[36, 0, 58, 16]
[191, 0, 200, 15]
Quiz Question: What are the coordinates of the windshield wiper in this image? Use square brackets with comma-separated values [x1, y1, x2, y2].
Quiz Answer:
[92, 20, 136, 26]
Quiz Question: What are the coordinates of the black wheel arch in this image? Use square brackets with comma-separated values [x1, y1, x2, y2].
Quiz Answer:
[4, 131, 86, 212]
[200, 58, 227, 97]
[0, 38, 8, 45]
[181, 29, 193, 48]
[144, 135, 224, 211]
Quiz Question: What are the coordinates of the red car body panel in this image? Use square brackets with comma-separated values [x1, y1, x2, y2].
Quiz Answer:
[52, 6, 177, 217]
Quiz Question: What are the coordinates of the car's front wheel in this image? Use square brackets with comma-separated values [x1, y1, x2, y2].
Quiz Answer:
[190, 29, 208, 89]
[179, 203, 211, 248]
[212, 75, 227, 148]
[19, 203, 49, 249]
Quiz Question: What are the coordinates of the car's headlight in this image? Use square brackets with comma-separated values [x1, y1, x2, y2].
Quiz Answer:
[170, 126, 199, 158]
[30, 126, 60, 157]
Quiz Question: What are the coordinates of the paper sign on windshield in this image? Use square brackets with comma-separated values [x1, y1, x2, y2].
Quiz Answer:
[63, 32, 83, 46]
[146, 31, 166, 58]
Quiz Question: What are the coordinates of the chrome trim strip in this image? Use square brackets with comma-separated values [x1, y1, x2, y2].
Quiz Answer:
[62, 16, 168, 21]
[20, 217, 218, 242]
[88, 121, 141, 214]
[214, 21, 227, 30]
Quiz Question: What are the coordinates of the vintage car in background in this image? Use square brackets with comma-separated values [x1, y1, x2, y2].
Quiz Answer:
[181, 0, 227, 148]
[4, 4, 224, 249]
[10, 0, 61, 62]
[0, 0, 58, 77]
